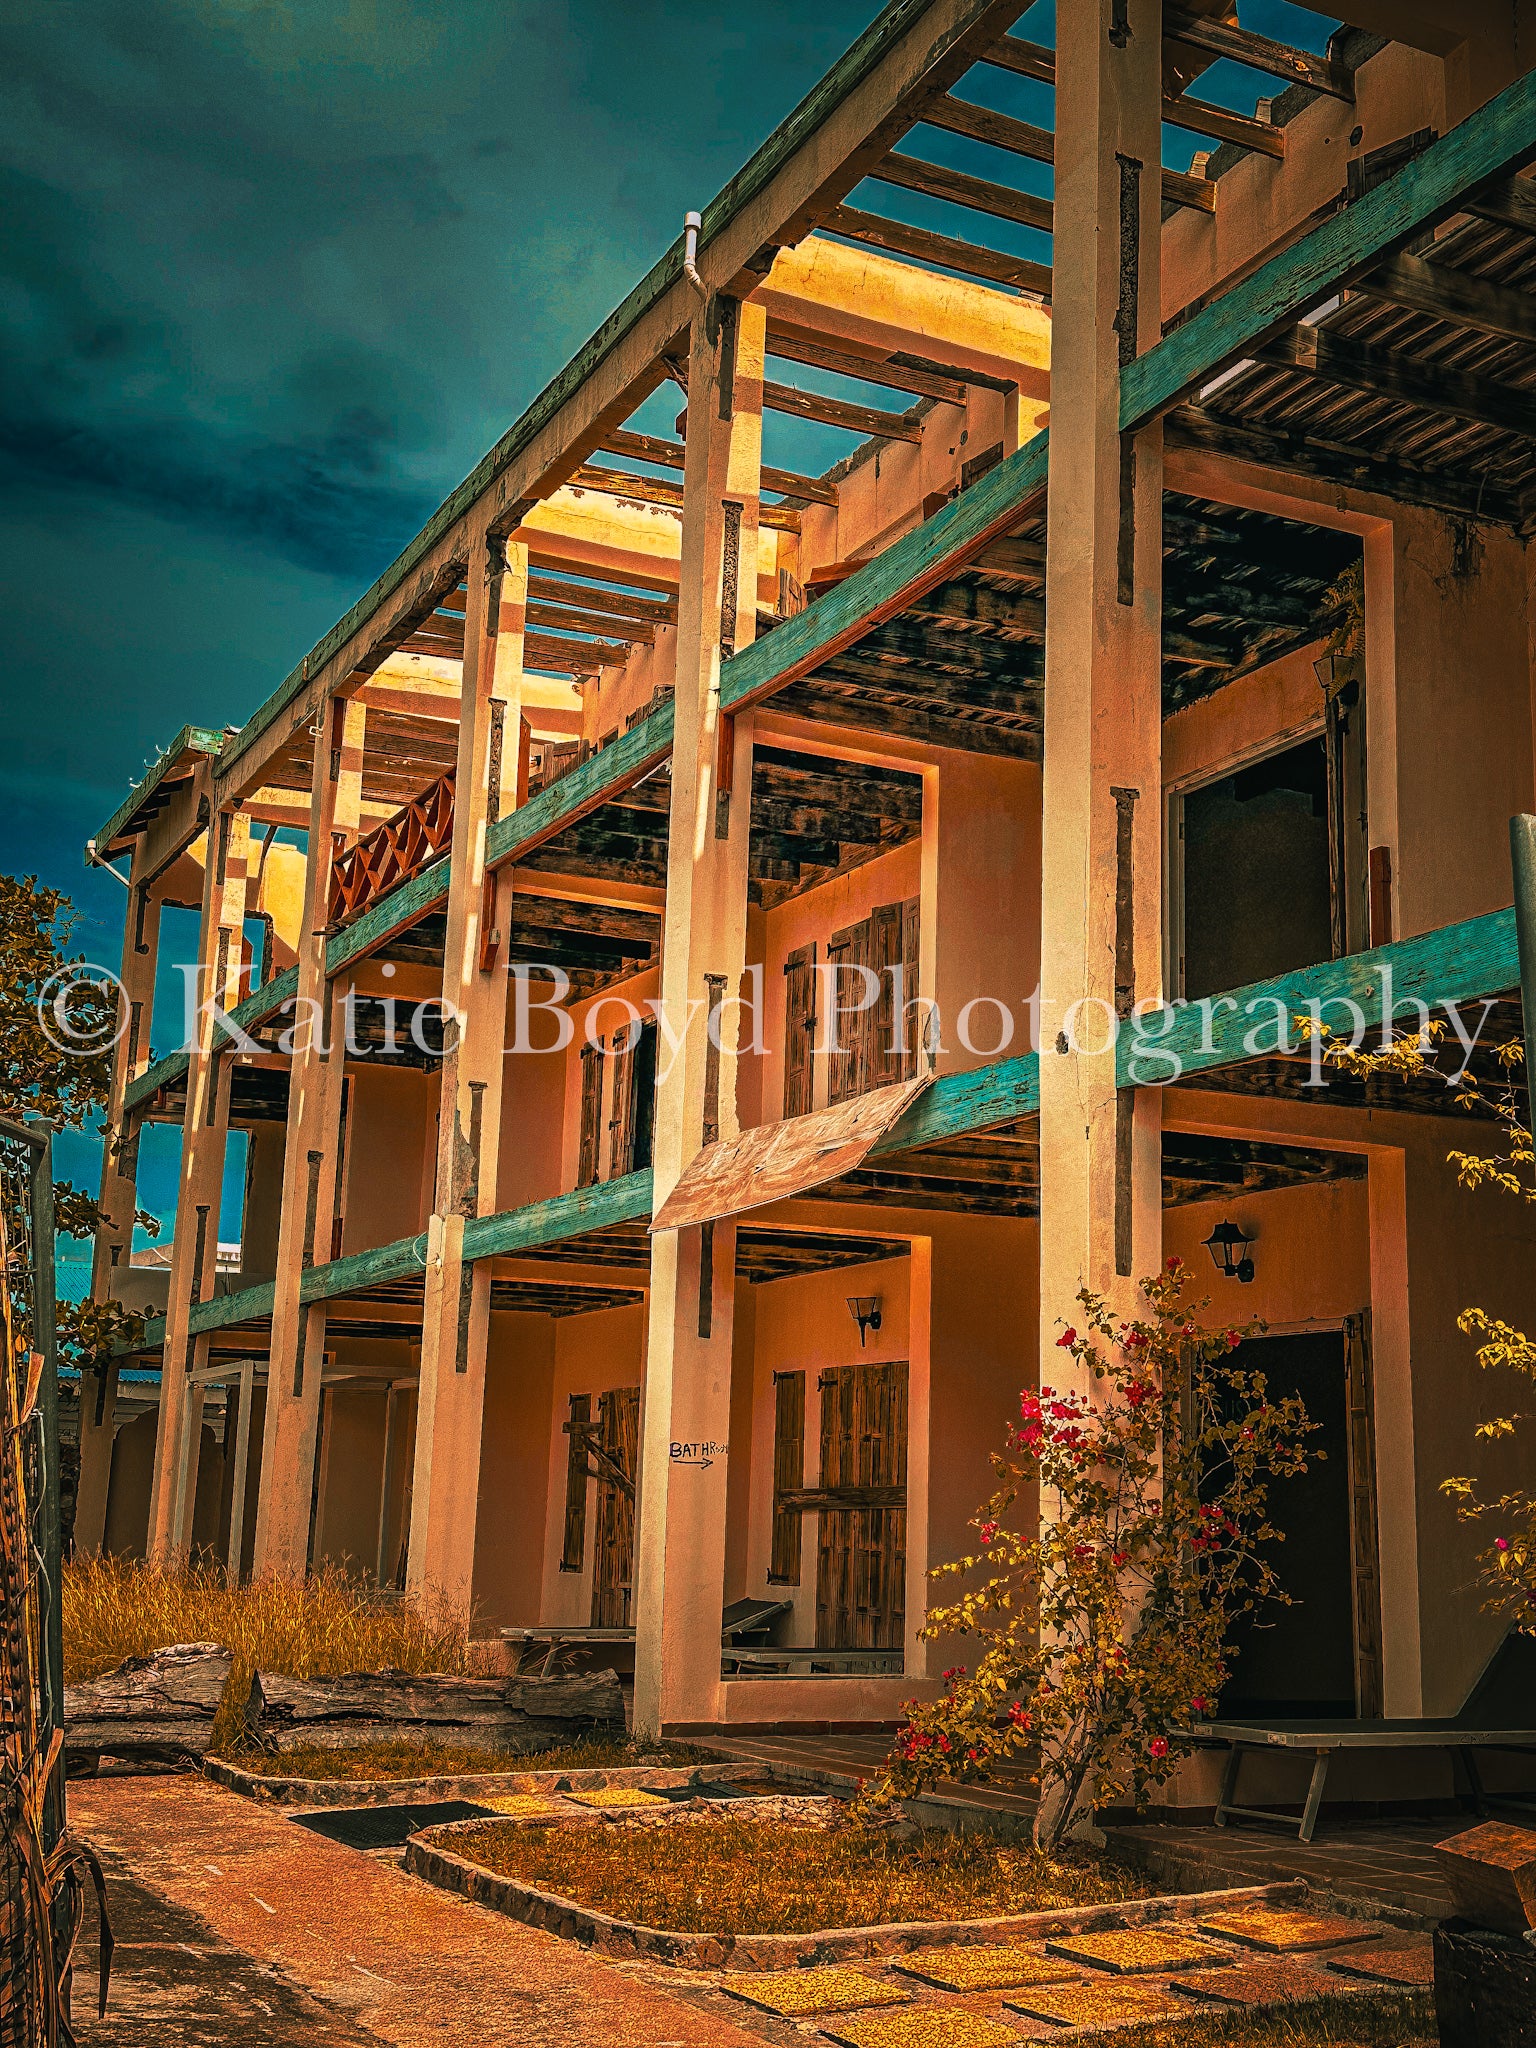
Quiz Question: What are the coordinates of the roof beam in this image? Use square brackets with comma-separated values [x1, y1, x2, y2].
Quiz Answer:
[873, 148, 1055, 233]
[923, 91, 1216, 210]
[1257, 321, 1536, 441]
[762, 379, 924, 442]
[602, 426, 839, 505]
[1356, 250, 1536, 345]
[1162, 6, 1355, 101]
[820, 204, 1053, 297]
[766, 326, 972, 405]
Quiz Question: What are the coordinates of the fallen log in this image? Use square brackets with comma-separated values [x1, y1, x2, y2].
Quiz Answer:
[65, 1643, 252, 1768]
[250, 1667, 625, 1753]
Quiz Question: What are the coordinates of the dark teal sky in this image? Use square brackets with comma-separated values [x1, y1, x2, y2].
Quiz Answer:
[0, 0, 1336, 1251]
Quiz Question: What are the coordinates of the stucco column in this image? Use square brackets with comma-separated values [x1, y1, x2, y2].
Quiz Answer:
[146, 806, 251, 1563]
[252, 698, 366, 1576]
[406, 534, 525, 1615]
[632, 296, 764, 1737]
[78, 843, 163, 1556]
[1038, 0, 1165, 1357]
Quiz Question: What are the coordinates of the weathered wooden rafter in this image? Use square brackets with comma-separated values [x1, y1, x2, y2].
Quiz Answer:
[820, 205, 1053, 297]
[982, 32, 1287, 158]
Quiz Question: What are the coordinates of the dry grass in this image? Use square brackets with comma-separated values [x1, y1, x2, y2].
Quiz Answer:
[1106, 1992, 1433, 2048]
[63, 1555, 474, 1748]
[242, 1734, 714, 1781]
[434, 1816, 1154, 1934]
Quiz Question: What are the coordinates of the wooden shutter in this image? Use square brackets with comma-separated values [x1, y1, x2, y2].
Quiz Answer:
[1344, 1311, 1384, 1717]
[901, 896, 921, 1075]
[577, 1041, 603, 1185]
[783, 943, 816, 1117]
[591, 1385, 640, 1627]
[560, 1393, 590, 1572]
[827, 917, 873, 1105]
[769, 1370, 805, 1585]
[814, 1361, 908, 1651]
[607, 1023, 639, 1178]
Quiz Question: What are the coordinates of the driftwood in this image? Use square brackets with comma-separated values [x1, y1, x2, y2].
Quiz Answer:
[64, 1643, 253, 1767]
[250, 1667, 625, 1753]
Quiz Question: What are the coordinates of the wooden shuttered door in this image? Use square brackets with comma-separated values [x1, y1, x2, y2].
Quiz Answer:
[1344, 1310, 1384, 1717]
[769, 1370, 806, 1584]
[591, 1384, 640, 1628]
[559, 1393, 590, 1572]
[577, 1041, 604, 1185]
[814, 1360, 908, 1651]
[609, 1019, 659, 1178]
[828, 898, 920, 1107]
[783, 943, 817, 1117]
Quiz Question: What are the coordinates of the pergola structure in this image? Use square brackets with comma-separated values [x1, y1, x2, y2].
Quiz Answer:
[82, 0, 1536, 1745]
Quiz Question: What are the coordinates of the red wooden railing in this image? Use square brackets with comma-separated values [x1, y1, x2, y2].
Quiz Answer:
[329, 771, 454, 925]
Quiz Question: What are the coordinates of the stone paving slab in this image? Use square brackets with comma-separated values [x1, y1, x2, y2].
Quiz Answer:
[722, 1966, 909, 2016]
[892, 1948, 1081, 1993]
[1043, 1928, 1230, 1975]
[1004, 1979, 1188, 2029]
[68, 1776, 772, 2048]
[1195, 1905, 1378, 1951]
[822, 2010, 1023, 2048]
[1326, 1940, 1436, 1987]
[1166, 1961, 1338, 2006]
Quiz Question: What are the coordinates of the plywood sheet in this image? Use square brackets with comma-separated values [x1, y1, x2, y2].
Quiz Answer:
[651, 1076, 931, 1231]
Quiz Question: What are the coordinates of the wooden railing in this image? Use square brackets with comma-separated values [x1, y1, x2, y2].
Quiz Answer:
[329, 772, 454, 926]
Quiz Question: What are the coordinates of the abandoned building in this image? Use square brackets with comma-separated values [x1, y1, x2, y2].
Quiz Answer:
[77, 0, 1536, 1806]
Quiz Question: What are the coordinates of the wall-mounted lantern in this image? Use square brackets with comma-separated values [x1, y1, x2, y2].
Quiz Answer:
[848, 1295, 883, 1347]
[1203, 1220, 1256, 1285]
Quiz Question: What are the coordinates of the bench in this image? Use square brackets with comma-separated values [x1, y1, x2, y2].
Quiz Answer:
[1188, 1717, 1536, 1843]
[503, 1597, 792, 1677]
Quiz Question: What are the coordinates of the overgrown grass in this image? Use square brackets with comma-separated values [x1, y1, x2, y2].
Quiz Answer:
[1109, 1993, 1433, 2048]
[435, 1816, 1155, 1933]
[64, 1555, 475, 1749]
[246, 1734, 714, 1781]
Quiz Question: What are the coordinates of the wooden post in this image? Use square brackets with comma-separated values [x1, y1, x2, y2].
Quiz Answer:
[1038, 0, 1165, 1347]
[632, 296, 764, 1738]
[252, 699, 366, 1578]
[226, 1360, 255, 1580]
[77, 843, 163, 1555]
[146, 807, 251, 1564]
[376, 1382, 401, 1586]
[405, 536, 525, 1615]
[1509, 814, 1536, 1093]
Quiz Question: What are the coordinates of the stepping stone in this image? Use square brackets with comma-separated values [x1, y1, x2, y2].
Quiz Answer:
[1326, 1941, 1435, 1988]
[721, 1967, 910, 2017]
[1196, 1905, 1378, 1953]
[1168, 1962, 1335, 2006]
[564, 1786, 668, 1809]
[893, 1947, 1081, 1993]
[1045, 1927, 1230, 1974]
[1005, 1980, 1186, 2029]
[479, 1794, 566, 1819]
[821, 2014, 1020, 2048]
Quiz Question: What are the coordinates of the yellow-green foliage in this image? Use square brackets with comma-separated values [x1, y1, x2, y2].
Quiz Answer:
[63, 1555, 473, 1748]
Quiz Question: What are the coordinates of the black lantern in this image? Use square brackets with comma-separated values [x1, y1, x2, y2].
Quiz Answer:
[1203, 1220, 1255, 1284]
[848, 1295, 883, 1347]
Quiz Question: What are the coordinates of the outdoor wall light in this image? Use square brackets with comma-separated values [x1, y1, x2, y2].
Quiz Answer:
[848, 1295, 883, 1346]
[1203, 1220, 1256, 1284]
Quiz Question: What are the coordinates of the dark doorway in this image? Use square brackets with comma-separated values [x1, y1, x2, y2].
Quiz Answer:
[1181, 736, 1332, 999]
[1219, 1329, 1356, 1719]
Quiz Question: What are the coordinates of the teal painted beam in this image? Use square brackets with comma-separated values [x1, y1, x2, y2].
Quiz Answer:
[1123, 68, 1536, 432]
[122, 1050, 189, 1118]
[875, 1053, 1040, 1153]
[484, 699, 675, 872]
[89, 724, 225, 859]
[720, 432, 1049, 713]
[188, 1277, 276, 1336]
[465, 1171, 654, 1262]
[1116, 909, 1519, 1087]
[119, 964, 303, 1117]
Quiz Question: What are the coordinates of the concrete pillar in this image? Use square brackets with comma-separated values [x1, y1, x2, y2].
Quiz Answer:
[146, 807, 251, 1563]
[406, 535, 525, 1613]
[1038, 0, 1165, 1353]
[632, 296, 764, 1737]
[252, 698, 366, 1577]
[78, 844, 164, 1556]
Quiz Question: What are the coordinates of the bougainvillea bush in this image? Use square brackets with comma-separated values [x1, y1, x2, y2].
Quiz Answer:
[862, 1263, 1314, 1852]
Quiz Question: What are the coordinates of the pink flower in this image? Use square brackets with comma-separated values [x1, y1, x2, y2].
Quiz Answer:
[1149, 1736, 1169, 1760]
[1495, 1537, 1511, 1552]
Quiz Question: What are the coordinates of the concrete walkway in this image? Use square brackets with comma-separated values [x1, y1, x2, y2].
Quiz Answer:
[69, 1777, 778, 2048]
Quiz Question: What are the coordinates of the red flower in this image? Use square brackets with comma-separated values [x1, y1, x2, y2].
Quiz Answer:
[1057, 1327, 1077, 1348]
[1149, 1736, 1169, 1760]
[1190, 1697, 1209, 1715]
[1495, 1537, 1511, 1552]
[979, 1521, 998, 1546]
[1125, 1381, 1150, 1408]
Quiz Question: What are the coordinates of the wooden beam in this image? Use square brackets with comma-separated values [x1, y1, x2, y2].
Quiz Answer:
[821, 205, 1052, 297]
[1166, 404, 1526, 528]
[602, 426, 839, 505]
[762, 379, 923, 442]
[528, 600, 653, 643]
[765, 325, 970, 405]
[923, 92, 1216, 211]
[527, 573, 677, 625]
[1358, 250, 1536, 345]
[571, 461, 802, 530]
[874, 149, 1055, 234]
[1465, 174, 1536, 236]
[1163, 6, 1355, 102]
[1258, 321, 1536, 442]
[774, 680, 1039, 757]
[984, 35, 1284, 157]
